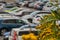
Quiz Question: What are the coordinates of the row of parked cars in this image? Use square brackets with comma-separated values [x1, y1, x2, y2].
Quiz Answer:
[0, 9, 50, 40]
[0, 1, 54, 11]
[0, 7, 51, 35]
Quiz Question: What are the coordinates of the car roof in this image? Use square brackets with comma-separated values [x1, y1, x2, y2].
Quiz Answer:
[8, 8, 25, 13]
[0, 12, 20, 20]
[16, 8, 31, 12]
[0, 12, 10, 14]
[12, 28, 37, 31]
[20, 24, 37, 29]
[5, 7, 19, 12]
[13, 9, 33, 15]
[0, 16, 20, 20]
[20, 28, 37, 31]
[11, 8, 27, 12]
[30, 11, 50, 16]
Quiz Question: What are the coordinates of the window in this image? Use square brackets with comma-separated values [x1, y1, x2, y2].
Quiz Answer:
[10, 7, 18, 11]
[36, 16, 40, 18]
[22, 12, 32, 15]
[24, 26, 35, 28]
[21, 12, 32, 16]
[17, 20, 25, 24]
[2, 19, 25, 24]
[19, 31, 38, 36]
[3, 19, 17, 23]
[37, 12, 51, 14]
[16, 9, 23, 12]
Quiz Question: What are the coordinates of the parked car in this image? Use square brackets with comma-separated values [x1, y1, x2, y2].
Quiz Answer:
[14, 2, 22, 7]
[28, 2, 35, 8]
[22, 11, 41, 21]
[6, 8, 26, 16]
[16, 9, 33, 17]
[20, 10, 33, 24]
[43, 2, 53, 11]
[33, 12, 51, 24]
[0, 12, 27, 35]
[30, 11, 50, 16]
[4, 7, 19, 12]
[28, 1, 41, 8]
[19, 24, 37, 29]
[11, 24, 37, 34]
[9, 24, 37, 40]
[0, 1, 6, 4]
[3, 32, 10, 40]
[21, 11, 50, 24]
[34, 2, 45, 10]
[0, 3, 5, 10]
[23, 1, 32, 7]
[21, 15, 33, 24]
[30, 11, 51, 24]
[5, 3, 16, 8]
[19, 2, 26, 7]
[5, 8, 33, 17]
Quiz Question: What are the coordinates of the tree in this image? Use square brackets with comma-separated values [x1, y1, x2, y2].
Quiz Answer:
[36, 0, 60, 40]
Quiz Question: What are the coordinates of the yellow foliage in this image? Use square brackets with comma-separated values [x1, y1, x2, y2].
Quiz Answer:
[36, 24, 42, 29]
[22, 35, 30, 40]
[29, 33, 34, 36]
[22, 33, 37, 40]
[49, 37, 56, 40]
[30, 36, 37, 40]
[46, 29, 52, 33]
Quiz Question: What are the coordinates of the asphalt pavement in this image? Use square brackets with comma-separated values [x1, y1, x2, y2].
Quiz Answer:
[0, 36, 4, 40]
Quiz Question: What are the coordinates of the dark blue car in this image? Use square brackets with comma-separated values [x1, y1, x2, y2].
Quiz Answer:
[0, 18, 27, 35]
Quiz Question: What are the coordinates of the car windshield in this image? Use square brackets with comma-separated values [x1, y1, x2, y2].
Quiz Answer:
[10, 8, 17, 11]
[22, 12, 32, 15]
[16, 9, 23, 12]
[36, 16, 40, 18]
[20, 24, 36, 29]
[3, 19, 25, 24]
[10, 7, 18, 11]
[21, 25, 35, 28]
[0, 13, 13, 18]
[30, 11, 50, 16]
[24, 26, 35, 28]
[19, 31, 38, 36]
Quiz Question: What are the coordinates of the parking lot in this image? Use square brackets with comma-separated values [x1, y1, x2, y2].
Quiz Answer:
[0, 36, 4, 40]
[0, 0, 60, 40]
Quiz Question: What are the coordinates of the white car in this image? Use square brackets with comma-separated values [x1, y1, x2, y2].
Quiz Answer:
[0, 3, 5, 11]
[8, 8, 26, 15]
[19, 2, 26, 7]
[9, 24, 37, 40]
[32, 11, 51, 24]
[21, 11, 39, 24]
[9, 8, 33, 17]
[43, 2, 54, 11]
[33, 14, 50, 24]
[28, 2, 35, 8]
[21, 15, 33, 24]
[34, 1, 43, 8]
[0, 12, 20, 19]
[11, 24, 37, 35]
[15, 9, 33, 16]
[21, 11, 50, 24]
[4, 7, 19, 12]
[19, 24, 37, 29]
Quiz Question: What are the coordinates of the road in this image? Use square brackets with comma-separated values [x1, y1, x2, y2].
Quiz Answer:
[0, 36, 4, 40]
